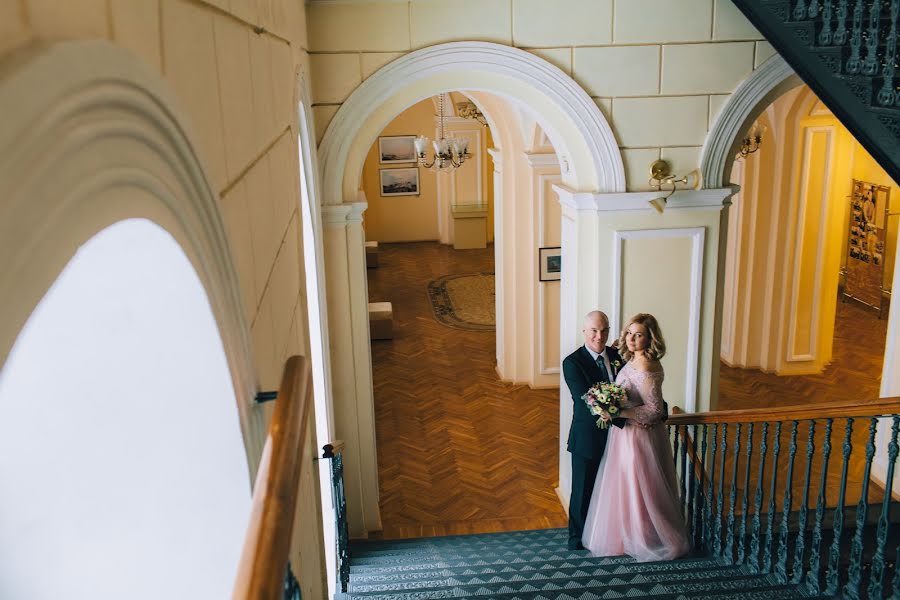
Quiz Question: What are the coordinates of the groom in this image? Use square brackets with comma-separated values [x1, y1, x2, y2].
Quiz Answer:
[563, 310, 623, 550]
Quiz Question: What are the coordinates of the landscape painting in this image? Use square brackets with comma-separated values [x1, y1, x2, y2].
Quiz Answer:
[380, 168, 420, 197]
[379, 135, 417, 164]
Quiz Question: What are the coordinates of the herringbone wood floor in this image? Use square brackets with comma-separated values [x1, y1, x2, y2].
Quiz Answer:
[367, 242, 566, 540]
[368, 242, 888, 540]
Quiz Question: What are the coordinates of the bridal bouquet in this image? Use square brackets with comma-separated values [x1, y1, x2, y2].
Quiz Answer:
[582, 382, 627, 429]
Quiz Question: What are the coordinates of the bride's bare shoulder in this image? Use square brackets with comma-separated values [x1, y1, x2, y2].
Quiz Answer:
[630, 358, 664, 374]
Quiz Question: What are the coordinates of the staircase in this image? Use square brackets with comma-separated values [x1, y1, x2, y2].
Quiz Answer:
[341, 528, 826, 599]
[730, 0, 900, 183]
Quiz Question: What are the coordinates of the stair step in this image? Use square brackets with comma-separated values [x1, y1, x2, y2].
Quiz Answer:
[343, 571, 801, 599]
[349, 563, 755, 594]
[353, 528, 568, 552]
[349, 552, 646, 574]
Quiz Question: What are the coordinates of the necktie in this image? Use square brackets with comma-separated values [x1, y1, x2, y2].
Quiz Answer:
[595, 355, 609, 382]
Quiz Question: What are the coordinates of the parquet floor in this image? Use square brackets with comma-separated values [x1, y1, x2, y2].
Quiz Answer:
[367, 242, 889, 540]
[367, 242, 566, 540]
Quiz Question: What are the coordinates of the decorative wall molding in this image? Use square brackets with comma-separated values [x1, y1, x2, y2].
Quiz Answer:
[0, 41, 260, 467]
[322, 201, 367, 226]
[524, 152, 560, 168]
[537, 172, 562, 376]
[554, 185, 735, 212]
[700, 55, 801, 189]
[319, 41, 625, 205]
[611, 228, 706, 412]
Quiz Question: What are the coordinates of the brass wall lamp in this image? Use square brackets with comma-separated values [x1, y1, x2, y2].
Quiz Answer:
[648, 159, 700, 214]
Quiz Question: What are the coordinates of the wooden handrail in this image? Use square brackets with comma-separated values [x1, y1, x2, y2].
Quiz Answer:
[322, 439, 345, 458]
[669, 398, 900, 425]
[232, 355, 312, 600]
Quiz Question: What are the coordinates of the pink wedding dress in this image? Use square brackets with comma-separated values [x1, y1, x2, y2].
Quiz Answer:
[581, 362, 690, 562]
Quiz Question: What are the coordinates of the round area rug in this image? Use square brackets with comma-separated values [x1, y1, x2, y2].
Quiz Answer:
[426, 272, 495, 331]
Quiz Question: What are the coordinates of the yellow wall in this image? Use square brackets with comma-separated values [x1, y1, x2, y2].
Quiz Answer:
[361, 99, 439, 242]
[850, 141, 900, 289]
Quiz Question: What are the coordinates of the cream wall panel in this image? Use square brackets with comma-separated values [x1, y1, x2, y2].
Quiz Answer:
[251, 289, 280, 389]
[410, 0, 511, 48]
[594, 97, 612, 122]
[613, 0, 712, 44]
[161, 0, 228, 192]
[246, 157, 278, 304]
[311, 53, 362, 104]
[573, 46, 660, 98]
[662, 42, 755, 95]
[361, 52, 405, 80]
[661, 146, 702, 180]
[621, 148, 660, 192]
[269, 133, 300, 239]
[512, 0, 612, 47]
[620, 234, 696, 409]
[221, 180, 259, 326]
[527, 48, 572, 76]
[755, 41, 777, 67]
[713, 0, 763, 40]
[543, 282, 561, 372]
[308, 2, 410, 52]
[268, 38, 295, 129]
[709, 94, 730, 129]
[214, 15, 256, 181]
[314, 105, 340, 144]
[613, 96, 708, 148]
[249, 32, 279, 150]
[27, 0, 108, 38]
[230, 0, 258, 24]
[270, 216, 302, 357]
[111, 0, 162, 72]
[0, 2, 29, 56]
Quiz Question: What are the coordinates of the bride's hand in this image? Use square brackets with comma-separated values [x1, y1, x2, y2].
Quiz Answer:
[598, 408, 611, 422]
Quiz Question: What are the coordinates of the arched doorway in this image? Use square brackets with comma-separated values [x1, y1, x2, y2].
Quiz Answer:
[315, 41, 623, 537]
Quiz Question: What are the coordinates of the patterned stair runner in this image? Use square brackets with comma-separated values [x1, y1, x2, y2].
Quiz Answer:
[341, 528, 830, 600]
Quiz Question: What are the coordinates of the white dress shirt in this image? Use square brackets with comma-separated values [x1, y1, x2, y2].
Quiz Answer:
[584, 345, 612, 381]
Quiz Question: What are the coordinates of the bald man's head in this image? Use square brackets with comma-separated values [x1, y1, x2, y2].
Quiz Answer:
[582, 311, 610, 354]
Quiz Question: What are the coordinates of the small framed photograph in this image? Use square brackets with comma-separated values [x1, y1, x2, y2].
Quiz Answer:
[380, 167, 420, 197]
[539, 246, 562, 281]
[379, 135, 417, 164]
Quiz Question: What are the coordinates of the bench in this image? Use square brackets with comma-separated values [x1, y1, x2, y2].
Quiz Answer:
[365, 241, 378, 268]
[368, 301, 393, 340]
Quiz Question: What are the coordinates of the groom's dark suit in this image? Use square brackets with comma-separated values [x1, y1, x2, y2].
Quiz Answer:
[563, 344, 623, 550]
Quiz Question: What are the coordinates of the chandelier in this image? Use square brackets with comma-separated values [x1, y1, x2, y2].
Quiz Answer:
[736, 121, 766, 159]
[414, 94, 470, 171]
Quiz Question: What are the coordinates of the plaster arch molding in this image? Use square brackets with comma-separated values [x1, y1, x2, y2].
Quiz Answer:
[319, 42, 626, 202]
[0, 41, 262, 464]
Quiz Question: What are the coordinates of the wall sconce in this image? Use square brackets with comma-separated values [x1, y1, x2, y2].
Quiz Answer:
[455, 101, 488, 126]
[736, 121, 766, 159]
[647, 159, 700, 214]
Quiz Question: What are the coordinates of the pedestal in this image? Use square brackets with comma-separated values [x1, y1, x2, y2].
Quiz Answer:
[451, 204, 487, 250]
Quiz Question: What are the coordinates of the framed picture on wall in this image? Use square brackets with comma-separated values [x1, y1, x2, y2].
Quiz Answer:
[378, 135, 417, 163]
[380, 167, 420, 196]
[539, 246, 561, 281]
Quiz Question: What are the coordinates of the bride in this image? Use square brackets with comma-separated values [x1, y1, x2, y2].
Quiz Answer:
[581, 313, 690, 562]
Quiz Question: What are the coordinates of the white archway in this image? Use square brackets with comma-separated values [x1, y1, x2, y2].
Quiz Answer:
[700, 55, 802, 189]
[0, 41, 261, 466]
[319, 41, 625, 203]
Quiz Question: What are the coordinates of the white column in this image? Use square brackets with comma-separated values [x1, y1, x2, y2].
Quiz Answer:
[321, 201, 382, 537]
[488, 148, 505, 377]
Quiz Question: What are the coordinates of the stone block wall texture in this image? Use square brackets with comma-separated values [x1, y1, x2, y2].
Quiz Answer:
[307, 0, 779, 191]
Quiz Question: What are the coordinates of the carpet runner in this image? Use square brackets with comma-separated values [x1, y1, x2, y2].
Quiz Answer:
[341, 528, 829, 599]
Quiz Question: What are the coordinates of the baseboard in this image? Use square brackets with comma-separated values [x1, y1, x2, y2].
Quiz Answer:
[555, 486, 570, 516]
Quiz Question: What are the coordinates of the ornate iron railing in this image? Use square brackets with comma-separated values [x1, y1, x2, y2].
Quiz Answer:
[731, 0, 900, 185]
[669, 400, 900, 598]
[283, 562, 301, 600]
[323, 440, 350, 594]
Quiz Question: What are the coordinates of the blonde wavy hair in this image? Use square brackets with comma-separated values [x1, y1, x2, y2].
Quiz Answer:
[615, 313, 666, 361]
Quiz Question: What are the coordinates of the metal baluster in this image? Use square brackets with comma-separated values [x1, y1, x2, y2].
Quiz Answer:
[750, 422, 769, 572]
[777, 421, 799, 582]
[673, 424, 681, 508]
[691, 425, 703, 547]
[763, 422, 782, 573]
[809, 0, 822, 18]
[862, 0, 882, 75]
[846, 0, 865, 72]
[795, 0, 810, 20]
[680, 425, 689, 520]
[725, 422, 741, 565]
[877, 0, 899, 106]
[892, 547, 900, 598]
[826, 418, 855, 595]
[283, 562, 301, 600]
[807, 419, 833, 595]
[738, 422, 754, 565]
[869, 416, 900, 598]
[706, 423, 718, 550]
[699, 424, 709, 548]
[834, 0, 850, 43]
[715, 424, 727, 557]
[844, 418, 878, 598]
[792, 421, 817, 584]
[820, 0, 835, 44]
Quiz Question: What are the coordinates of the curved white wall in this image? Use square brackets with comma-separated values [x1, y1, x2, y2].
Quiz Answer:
[0, 219, 249, 600]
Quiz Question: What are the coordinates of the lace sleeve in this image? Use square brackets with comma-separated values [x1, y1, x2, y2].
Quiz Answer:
[628, 371, 665, 426]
